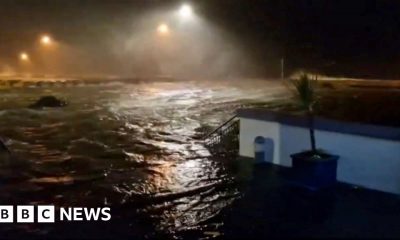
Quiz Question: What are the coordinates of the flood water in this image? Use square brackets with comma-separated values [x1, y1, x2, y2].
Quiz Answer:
[0, 79, 284, 238]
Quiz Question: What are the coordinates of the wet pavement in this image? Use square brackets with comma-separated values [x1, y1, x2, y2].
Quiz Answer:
[220, 161, 400, 239]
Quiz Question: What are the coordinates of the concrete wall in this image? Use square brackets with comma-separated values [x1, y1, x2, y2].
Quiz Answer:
[239, 117, 400, 195]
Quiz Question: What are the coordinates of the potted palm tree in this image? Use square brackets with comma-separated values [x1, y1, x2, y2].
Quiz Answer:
[289, 74, 339, 190]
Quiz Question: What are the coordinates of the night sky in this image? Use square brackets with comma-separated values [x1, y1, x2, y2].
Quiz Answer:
[1, 0, 400, 79]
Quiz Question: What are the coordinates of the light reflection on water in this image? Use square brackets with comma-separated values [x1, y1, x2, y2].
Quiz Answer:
[0, 80, 284, 237]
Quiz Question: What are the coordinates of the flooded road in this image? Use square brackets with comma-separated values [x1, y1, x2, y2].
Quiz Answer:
[0, 79, 285, 238]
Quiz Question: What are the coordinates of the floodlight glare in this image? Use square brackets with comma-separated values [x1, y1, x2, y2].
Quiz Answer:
[41, 35, 53, 45]
[157, 23, 170, 35]
[20, 52, 29, 61]
[179, 4, 193, 18]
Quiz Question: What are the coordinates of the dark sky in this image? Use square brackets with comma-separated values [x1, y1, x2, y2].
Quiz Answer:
[1, 0, 400, 79]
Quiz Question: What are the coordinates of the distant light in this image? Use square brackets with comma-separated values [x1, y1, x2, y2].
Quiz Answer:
[179, 4, 193, 18]
[20, 52, 29, 61]
[40, 35, 52, 45]
[157, 23, 170, 35]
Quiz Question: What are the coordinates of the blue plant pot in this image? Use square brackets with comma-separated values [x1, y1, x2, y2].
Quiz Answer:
[290, 151, 339, 191]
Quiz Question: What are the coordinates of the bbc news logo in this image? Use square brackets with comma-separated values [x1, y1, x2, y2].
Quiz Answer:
[0, 206, 111, 223]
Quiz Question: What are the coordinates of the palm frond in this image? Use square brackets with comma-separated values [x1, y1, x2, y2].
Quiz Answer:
[289, 73, 318, 111]
[287, 73, 319, 152]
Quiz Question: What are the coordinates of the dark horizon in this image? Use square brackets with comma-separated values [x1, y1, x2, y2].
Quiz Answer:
[1, 0, 400, 79]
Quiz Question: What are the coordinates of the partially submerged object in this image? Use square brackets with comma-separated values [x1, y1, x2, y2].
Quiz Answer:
[29, 96, 67, 108]
[0, 138, 9, 153]
[0, 137, 12, 166]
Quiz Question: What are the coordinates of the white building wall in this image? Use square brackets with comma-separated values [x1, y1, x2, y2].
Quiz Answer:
[239, 117, 400, 194]
[239, 118, 281, 165]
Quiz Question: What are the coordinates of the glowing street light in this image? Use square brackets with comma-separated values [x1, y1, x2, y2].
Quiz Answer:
[19, 52, 29, 61]
[40, 35, 53, 45]
[157, 23, 170, 35]
[179, 4, 193, 18]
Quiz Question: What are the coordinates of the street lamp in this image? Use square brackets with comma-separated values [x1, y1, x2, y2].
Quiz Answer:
[179, 4, 193, 18]
[19, 52, 29, 61]
[157, 23, 170, 35]
[40, 35, 53, 45]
